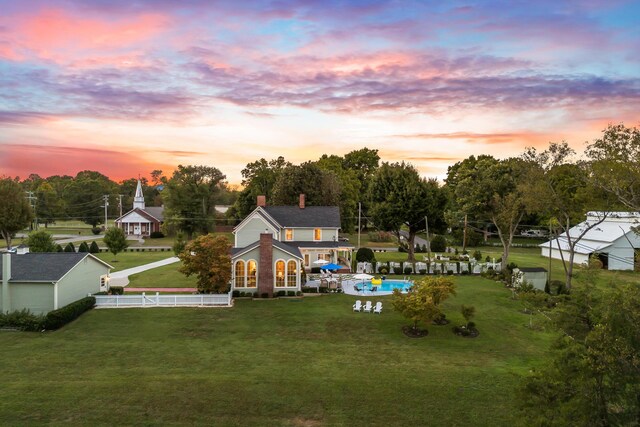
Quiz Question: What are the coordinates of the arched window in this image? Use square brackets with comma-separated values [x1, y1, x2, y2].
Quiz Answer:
[275, 260, 285, 287]
[287, 260, 297, 287]
[235, 261, 246, 288]
[247, 260, 257, 288]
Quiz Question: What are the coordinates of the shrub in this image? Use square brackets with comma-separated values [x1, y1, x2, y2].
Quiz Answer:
[430, 235, 447, 252]
[393, 266, 402, 274]
[302, 286, 317, 293]
[419, 269, 427, 275]
[173, 233, 186, 256]
[319, 286, 329, 293]
[473, 250, 482, 261]
[109, 286, 124, 295]
[379, 268, 388, 275]
[89, 241, 100, 253]
[91, 227, 102, 235]
[485, 256, 491, 262]
[287, 291, 296, 297]
[64, 242, 75, 252]
[368, 231, 393, 242]
[403, 266, 413, 274]
[232, 290, 240, 297]
[150, 231, 165, 238]
[355, 247, 376, 263]
[55, 244, 63, 252]
[447, 270, 454, 275]
[276, 290, 286, 297]
[239, 291, 246, 297]
[398, 245, 407, 253]
[261, 293, 269, 299]
[0, 309, 45, 331]
[43, 296, 96, 330]
[78, 242, 89, 253]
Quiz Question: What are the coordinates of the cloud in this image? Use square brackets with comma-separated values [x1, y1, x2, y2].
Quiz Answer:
[392, 131, 553, 145]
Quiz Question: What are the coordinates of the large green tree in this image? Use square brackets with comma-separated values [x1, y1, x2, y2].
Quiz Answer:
[369, 162, 447, 262]
[522, 143, 617, 290]
[0, 177, 33, 248]
[103, 227, 129, 259]
[446, 155, 527, 270]
[317, 154, 360, 232]
[25, 230, 56, 252]
[179, 234, 232, 293]
[163, 165, 227, 239]
[65, 171, 118, 227]
[271, 162, 341, 207]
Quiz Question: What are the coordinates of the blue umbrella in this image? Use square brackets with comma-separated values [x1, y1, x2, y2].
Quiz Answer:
[320, 263, 341, 270]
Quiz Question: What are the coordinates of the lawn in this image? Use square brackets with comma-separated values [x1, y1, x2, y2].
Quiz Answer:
[0, 276, 553, 426]
[95, 251, 176, 272]
[128, 261, 197, 288]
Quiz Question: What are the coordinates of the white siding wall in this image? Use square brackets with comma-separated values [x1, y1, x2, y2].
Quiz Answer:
[236, 217, 276, 247]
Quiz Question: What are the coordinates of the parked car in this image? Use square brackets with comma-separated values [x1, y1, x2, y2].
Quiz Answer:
[338, 236, 349, 242]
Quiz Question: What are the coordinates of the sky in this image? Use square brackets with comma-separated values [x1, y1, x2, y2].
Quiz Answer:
[1, 0, 639, 185]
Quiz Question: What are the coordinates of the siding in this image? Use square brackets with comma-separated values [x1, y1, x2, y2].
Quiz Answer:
[57, 257, 108, 308]
[10, 283, 54, 315]
[236, 216, 276, 247]
[284, 228, 338, 242]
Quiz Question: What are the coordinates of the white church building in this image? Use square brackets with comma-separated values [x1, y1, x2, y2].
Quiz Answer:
[540, 212, 640, 271]
[114, 180, 164, 237]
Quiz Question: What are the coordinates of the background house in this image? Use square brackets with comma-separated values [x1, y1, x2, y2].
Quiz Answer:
[115, 179, 164, 237]
[231, 194, 353, 296]
[513, 267, 548, 291]
[1, 252, 112, 315]
[540, 212, 640, 271]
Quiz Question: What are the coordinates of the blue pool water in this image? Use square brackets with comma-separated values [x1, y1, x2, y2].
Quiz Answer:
[361, 280, 412, 292]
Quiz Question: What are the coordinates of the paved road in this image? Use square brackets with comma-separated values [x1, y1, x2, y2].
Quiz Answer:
[109, 257, 180, 287]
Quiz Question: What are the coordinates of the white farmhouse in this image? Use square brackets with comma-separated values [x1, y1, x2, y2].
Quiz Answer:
[540, 212, 640, 271]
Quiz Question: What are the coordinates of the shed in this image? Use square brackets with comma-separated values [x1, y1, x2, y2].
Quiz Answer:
[513, 267, 548, 291]
[1, 252, 112, 315]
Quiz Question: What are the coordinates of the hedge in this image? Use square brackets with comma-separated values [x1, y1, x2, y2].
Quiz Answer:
[43, 296, 96, 330]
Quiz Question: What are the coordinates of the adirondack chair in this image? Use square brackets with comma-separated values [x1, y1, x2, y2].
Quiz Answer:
[353, 300, 363, 312]
[363, 301, 373, 313]
[373, 301, 383, 314]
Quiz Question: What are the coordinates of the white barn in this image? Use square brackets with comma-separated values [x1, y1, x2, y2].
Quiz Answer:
[540, 212, 640, 271]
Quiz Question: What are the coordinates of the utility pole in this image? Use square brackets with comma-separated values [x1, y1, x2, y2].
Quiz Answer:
[357, 202, 361, 249]
[425, 215, 431, 262]
[102, 195, 110, 229]
[548, 221, 553, 288]
[462, 214, 468, 252]
[118, 194, 123, 217]
[25, 191, 37, 230]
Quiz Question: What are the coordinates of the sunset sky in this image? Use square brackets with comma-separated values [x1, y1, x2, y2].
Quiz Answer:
[1, 0, 639, 185]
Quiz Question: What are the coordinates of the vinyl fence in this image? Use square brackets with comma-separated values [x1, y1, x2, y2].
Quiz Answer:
[94, 292, 232, 308]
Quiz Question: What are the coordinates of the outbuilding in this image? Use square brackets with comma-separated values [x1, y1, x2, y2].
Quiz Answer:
[1, 252, 112, 315]
[512, 267, 548, 291]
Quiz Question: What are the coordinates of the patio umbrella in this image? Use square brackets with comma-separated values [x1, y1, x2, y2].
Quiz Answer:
[353, 273, 373, 293]
[313, 259, 329, 265]
[320, 263, 341, 270]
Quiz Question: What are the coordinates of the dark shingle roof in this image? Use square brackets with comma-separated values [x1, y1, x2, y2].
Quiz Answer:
[0, 253, 108, 282]
[144, 206, 164, 221]
[263, 206, 341, 228]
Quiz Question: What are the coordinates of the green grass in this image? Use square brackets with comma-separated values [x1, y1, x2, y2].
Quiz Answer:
[0, 277, 553, 426]
[343, 232, 399, 247]
[95, 251, 175, 272]
[128, 261, 197, 288]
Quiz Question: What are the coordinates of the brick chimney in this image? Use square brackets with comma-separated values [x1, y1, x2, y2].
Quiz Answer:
[258, 233, 273, 297]
[257, 195, 266, 207]
[2, 253, 11, 312]
[299, 193, 305, 209]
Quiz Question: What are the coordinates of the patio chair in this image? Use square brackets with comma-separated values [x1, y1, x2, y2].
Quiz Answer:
[363, 301, 373, 313]
[354, 285, 362, 293]
[353, 300, 363, 312]
[373, 302, 383, 314]
[370, 286, 378, 293]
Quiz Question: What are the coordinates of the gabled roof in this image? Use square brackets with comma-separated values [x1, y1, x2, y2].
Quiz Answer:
[262, 206, 341, 228]
[287, 241, 354, 249]
[115, 207, 164, 223]
[0, 253, 112, 282]
[231, 240, 303, 260]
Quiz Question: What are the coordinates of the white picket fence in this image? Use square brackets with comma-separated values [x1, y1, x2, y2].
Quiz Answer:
[93, 292, 232, 308]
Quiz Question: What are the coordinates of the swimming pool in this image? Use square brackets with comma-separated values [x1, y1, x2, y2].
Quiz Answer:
[361, 280, 412, 292]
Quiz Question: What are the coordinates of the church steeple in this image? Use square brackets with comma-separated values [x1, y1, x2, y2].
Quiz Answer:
[133, 179, 145, 209]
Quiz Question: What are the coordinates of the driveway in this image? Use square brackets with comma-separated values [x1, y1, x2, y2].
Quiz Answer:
[109, 257, 180, 287]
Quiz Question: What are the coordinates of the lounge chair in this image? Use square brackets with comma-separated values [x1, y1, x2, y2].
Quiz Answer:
[353, 300, 362, 312]
[363, 301, 373, 313]
[354, 285, 362, 293]
[373, 302, 383, 314]
[370, 286, 378, 293]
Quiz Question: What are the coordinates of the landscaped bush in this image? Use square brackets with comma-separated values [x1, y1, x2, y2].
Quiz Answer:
[473, 250, 482, 261]
[355, 247, 376, 263]
[232, 290, 240, 297]
[91, 227, 102, 235]
[302, 286, 317, 293]
[430, 235, 447, 252]
[419, 269, 427, 275]
[0, 309, 45, 331]
[287, 291, 296, 297]
[43, 296, 96, 330]
[296, 291, 303, 296]
[64, 242, 75, 252]
[109, 286, 124, 295]
[78, 242, 89, 252]
[368, 231, 393, 242]
[403, 266, 412, 274]
[55, 244, 63, 252]
[261, 293, 269, 298]
[319, 286, 329, 293]
[150, 231, 165, 238]
[276, 290, 286, 297]
[89, 241, 100, 253]
[379, 267, 388, 275]
[393, 266, 402, 274]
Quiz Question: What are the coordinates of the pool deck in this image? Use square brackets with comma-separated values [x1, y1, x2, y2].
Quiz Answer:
[308, 279, 408, 296]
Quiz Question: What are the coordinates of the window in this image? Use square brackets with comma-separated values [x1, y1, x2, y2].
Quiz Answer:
[287, 260, 297, 287]
[235, 261, 246, 288]
[285, 228, 294, 241]
[247, 260, 257, 288]
[314, 228, 322, 241]
[275, 260, 285, 287]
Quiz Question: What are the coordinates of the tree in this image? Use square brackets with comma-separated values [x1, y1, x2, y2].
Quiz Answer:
[355, 247, 376, 263]
[271, 162, 341, 207]
[163, 165, 227, 239]
[0, 177, 33, 248]
[392, 276, 456, 334]
[25, 230, 56, 252]
[369, 162, 447, 262]
[89, 241, 100, 253]
[78, 242, 89, 252]
[35, 181, 64, 227]
[103, 227, 129, 259]
[460, 305, 475, 328]
[446, 155, 527, 271]
[585, 123, 640, 211]
[522, 143, 617, 291]
[64, 242, 75, 252]
[317, 154, 360, 232]
[65, 171, 118, 227]
[178, 234, 231, 293]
